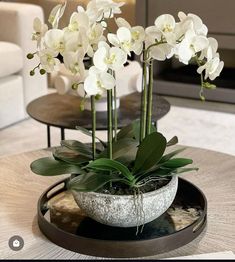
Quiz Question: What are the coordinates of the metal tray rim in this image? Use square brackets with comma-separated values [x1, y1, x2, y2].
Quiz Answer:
[37, 177, 207, 258]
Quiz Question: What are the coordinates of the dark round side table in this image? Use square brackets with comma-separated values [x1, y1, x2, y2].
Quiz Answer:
[26, 92, 170, 147]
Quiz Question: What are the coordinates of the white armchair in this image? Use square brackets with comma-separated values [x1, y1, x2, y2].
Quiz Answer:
[0, 2, 48, 129]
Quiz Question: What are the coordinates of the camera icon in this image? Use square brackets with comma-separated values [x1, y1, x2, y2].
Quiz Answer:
[13, 239, 20, 248]
[8, 236, 24, 251]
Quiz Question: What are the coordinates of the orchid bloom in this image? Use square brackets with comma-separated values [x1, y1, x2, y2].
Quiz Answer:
[84, 66, 115, 96]
[87, 23, 105, 57]
[178, 11, 208, 36]
[174, 29, 209, 64]
[108, 27, 132, 55]
[154, 14, 177, 45]
[95, 0, 124, 19]
[197, 49, 224, 81]
[39, 48, 60, 73]
[108, 18, 145, 55]
[149, 44, 174, 61]
[48, 2, 67, 29]
[145, 24, 174, 61]
[32, 17, 48, 47]
[199, 37, 218, 60]
[44, 29, 65, 54]
[88, 23, 105, 45]
[63, 50, 85, 77]
[77, 2, 102, 24]
[77, 0, 124, 24]
[64, 30, 89, 55]
[66, 12, 89, 32]
[93, 41, 127, 71]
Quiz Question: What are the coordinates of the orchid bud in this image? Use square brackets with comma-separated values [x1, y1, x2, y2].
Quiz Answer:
[40, 69, 46, 75]
[27, 53, 34, 59]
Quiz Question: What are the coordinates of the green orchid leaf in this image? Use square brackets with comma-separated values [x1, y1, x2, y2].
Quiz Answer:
[86, 158, 134, 181]
[151, 166, 198, 177]
[136, 166, 172, 182]
[98, 138, 138, 165]
[133, 132, 167, 174]
[30, 157, 83, 176]
[117, 120, 157, 142]
[53, 147, 91, 165]
[137, 165, 198, 182]
[132, 120, 141, 141]
[113, 138, 139, 166]
[159, 148, 186, 164]
[75, 126, 107, 148]
[166, 136, 178, 147]
[68, 172, 125, 192]
[133, 122, 157, 142]
[172, 167, 199, 175]
[117, 120, 138, 140]
[162, 158, 193, 168]
[61, 140, 93, 157]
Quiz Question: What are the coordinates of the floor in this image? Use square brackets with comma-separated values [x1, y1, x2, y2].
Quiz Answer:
[0, 93, 235, 158]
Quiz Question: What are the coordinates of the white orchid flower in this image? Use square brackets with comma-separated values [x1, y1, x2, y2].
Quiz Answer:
[173, 17, 194, 41]
[66, 12, 89, 32]
[95, 0, 125, 19]
[77, 2, 103, 24]
[93, 41, 127, 71]
[149, 43, 174, 61]
[48, 1, 67, 29]
[154, 14, 177, 45]
[64, 30, 89, 55]
[145, 26, 162, 47]
[32, 17, 48, 47]
[63, 50, 85, 77]
[178, 11, 208, 36]
[108, 27, 132, 55]
[39, 48, 60, 73]
[77, 0, 124, 24]
[197, 50, 224, 81]
[199, 37, 218, 60]
[84, 66, 115, 96]
[174, 29, 209, 64]
[108, 26, 144, 55]
[44, 29, 65, 53]
[87, 23, 105, 57]
[112, 18, 145, 55]
[88, 23, 105, 45]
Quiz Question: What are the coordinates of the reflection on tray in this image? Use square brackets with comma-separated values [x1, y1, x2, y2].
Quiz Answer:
[47, 190, 202, 241]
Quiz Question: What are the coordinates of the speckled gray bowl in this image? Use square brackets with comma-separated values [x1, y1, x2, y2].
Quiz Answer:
[72, 175, 178, 227]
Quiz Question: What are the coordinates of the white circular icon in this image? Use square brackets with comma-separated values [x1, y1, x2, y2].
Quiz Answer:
[8, 236, 24, 251]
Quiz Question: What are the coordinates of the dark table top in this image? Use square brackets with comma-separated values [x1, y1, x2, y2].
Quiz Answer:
[26, 92, 170, 130]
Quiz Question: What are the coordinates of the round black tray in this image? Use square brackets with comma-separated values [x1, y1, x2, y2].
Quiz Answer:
[37, 178, 207, 258]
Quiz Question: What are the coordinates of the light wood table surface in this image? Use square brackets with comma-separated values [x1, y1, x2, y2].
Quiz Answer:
[0, 147, 235, 259]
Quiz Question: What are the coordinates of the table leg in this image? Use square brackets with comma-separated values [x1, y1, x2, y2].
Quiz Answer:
[61, 128, 65, 141]
[47, 125, 51, 148]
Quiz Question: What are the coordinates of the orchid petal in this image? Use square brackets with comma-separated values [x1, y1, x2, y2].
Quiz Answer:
[93, 46, 108, 71]
[115, 17, 131, 28]
[117, 27, 132, 43]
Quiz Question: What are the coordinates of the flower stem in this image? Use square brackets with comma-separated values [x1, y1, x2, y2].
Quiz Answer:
[113, 71, 118, 142]
[140, 49, 148, 142]
[91, 95, 96, 160]
[107, 89, 113, 159]
[146, 59, 154, 135]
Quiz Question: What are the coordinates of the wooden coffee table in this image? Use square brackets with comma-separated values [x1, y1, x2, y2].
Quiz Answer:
[26, 92, 170, 147]
[0, 146, 235, 259]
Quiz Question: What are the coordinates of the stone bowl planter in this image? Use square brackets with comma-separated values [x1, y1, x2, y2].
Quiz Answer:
[72, 175, 178, 227]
